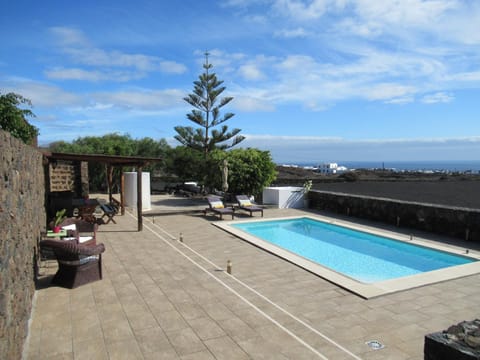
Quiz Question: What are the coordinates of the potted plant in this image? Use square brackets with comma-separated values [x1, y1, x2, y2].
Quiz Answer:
[51, 208, 67, 233]
[303, 180, 312, 208]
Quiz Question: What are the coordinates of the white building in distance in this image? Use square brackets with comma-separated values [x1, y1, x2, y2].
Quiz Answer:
[318, 163, 348, 174]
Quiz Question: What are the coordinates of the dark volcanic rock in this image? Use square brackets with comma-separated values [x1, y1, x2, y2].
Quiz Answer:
[313, 181, 480, 209]
[425, 320, 480, 360]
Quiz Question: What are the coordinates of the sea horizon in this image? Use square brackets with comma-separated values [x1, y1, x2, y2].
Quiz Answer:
[281, 160, 480, 173]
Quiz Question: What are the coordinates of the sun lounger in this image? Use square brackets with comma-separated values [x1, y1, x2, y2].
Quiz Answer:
[236, 195, 263, 217]
[204, 196, 235, 220]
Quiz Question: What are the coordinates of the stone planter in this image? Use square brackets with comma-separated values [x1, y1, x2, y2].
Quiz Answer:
[425, 320, 480, 360]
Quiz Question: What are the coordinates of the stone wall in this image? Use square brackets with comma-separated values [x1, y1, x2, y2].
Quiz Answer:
[48, 160, 76, 192]
[309, 190, 480, 242]
[0, 130, 46, 359]
[48, 160, 88, 195]
[47, 160, 88, 218]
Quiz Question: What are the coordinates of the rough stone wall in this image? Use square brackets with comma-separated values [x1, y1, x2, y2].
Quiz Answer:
[80, 161, 89, 195]
[0, 130, 46, 359]
[309, 190, 480, 242]
[48, 160, 88, 195]
[49, 160, 76, 192]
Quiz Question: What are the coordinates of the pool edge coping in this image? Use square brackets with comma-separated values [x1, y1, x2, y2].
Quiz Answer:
[213, 215, 480, 299]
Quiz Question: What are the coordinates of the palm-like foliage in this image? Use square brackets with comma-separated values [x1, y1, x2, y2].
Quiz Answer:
[174, 54, 245, 158]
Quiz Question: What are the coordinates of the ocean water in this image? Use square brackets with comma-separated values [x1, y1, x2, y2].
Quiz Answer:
[294, 160, 480, 172]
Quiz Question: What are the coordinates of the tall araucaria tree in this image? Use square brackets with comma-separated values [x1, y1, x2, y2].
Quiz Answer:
[174, 52, 245, 159]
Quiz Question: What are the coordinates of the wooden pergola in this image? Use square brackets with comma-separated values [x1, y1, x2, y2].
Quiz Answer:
[43, 152, 162, 231]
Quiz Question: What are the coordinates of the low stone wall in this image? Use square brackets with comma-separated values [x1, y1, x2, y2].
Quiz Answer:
[309, 190, 480, 242]
[0, 130, 46, 359]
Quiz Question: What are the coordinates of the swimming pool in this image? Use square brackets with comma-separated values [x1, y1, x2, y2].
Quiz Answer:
[216, 216, 480, 298]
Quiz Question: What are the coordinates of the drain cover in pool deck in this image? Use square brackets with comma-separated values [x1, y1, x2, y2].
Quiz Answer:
[366, 340, 385, 350]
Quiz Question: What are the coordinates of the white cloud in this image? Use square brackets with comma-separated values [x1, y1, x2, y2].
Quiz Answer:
[223, 0, 480, 109]
[385, 96, 414, 105]
[444, 5, 480, 45]
[239, 63, 265, 80]
[48, 27, 187, 81]
[0, 76, 186, 117]
[421, 92, 454, 104]
[363, 83, 416, 101]
[93, 89, 185, 110]
[231, 96, 275, 112]
[274, 27, 310, 38]
[45, 68, 111, 82]
[0, 79, 83, 107]
[49, 27, 89, 47]
[226, 52, 426, 107]
[158, 61, 188, 75]
[353, 0, 458, 28]
[449, 71, 480, 83]
[272, 0, 342, 21]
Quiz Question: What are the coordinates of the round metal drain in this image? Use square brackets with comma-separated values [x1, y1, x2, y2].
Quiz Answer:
[366, 340, 384, 350]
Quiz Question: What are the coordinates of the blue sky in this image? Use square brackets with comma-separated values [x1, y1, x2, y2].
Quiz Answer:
[1, 0, 480, 164]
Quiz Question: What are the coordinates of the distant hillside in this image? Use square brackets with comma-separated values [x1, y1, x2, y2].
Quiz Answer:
[275, 165, 480, 183]
[274, 165, 480, 209]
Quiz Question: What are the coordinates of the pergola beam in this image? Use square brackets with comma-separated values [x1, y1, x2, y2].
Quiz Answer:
[43, 152, 162, 231]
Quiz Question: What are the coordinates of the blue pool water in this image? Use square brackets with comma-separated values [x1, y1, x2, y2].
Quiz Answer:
[232, 218, 475, 283]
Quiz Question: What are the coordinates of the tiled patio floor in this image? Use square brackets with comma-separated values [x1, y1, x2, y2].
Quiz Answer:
[25, 202, 480, 359]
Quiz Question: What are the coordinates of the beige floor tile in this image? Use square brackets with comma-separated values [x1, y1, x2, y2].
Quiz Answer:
[73, 337, 108, 360]
[25, 206, 480, 360]
[97, 303, 128, 324]
[37, 333, 73, 358]
[146, 297, 177, 314]
[101, 318, 134, 344]
[126, 309, 157, 331]
[120, 295, 150, 315]
[154, 309, 189, 332]
[187, 316, 226, 340]
[143, 349, 180, 359]
[237, 337, 290, 360]
[231, 307, 273, 329]
[203, 336, 250, 359]
[216, 317, 256, 342]
[174, 302, 208, 321]
[38, 353, 74, 360]
[134, 326, 173, 355]
[163, 287, 195, 304]
[72, 316, 104, 343]
[166, 327, 206, 356]
[180, 350, 216, 360]
[105, 338, 143, 360]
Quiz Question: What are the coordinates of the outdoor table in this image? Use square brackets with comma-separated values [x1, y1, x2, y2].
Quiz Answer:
[72, 198, 100, 223]
[45, 229, 67, 238]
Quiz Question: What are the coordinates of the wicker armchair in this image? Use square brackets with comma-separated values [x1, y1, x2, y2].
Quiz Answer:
[59, 217, 97, 245]
[40, 239, 105, 288]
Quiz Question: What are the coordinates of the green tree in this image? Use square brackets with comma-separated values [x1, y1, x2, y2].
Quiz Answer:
[209, 148, 277, 198]
[174, 53, 245, 160]
[0, 92, 38, 144]
[164, 146, 204, 182]
[49, 133, 170, 191]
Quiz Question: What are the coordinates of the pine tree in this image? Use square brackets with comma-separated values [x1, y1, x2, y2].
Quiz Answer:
[174, 52, 245, 159]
